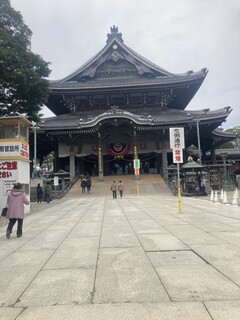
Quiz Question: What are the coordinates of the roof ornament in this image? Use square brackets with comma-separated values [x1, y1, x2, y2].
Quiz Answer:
[107, 25, 124, 44]
[110, 105, 123, 115]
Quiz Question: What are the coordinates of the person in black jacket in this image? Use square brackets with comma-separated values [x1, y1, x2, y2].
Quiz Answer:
[86, 177, 92, 193]
[81, 177, 87, 193]
[36, 183, 43, 203]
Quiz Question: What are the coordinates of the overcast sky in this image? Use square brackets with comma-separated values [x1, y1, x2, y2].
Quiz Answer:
[11, 0, 240, 129]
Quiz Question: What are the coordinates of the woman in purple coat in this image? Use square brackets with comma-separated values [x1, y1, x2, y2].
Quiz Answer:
[6, 183, 29, 239]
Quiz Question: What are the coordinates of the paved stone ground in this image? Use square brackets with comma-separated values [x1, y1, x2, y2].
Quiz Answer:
[0, 192, 240, 319]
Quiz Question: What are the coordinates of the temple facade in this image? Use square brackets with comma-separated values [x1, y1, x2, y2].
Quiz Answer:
[38, 26, 235, 181]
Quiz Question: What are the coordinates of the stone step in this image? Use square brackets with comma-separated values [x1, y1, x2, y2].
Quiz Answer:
[67, 174, 171, 197]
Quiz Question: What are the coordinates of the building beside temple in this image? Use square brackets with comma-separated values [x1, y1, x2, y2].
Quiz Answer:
[37, 26, 235, 182]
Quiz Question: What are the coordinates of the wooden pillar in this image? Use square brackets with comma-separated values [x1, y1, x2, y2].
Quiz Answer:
[69, 152, 75, 179]
[162, 148, 168, 180]
[211, 148, 217, 164]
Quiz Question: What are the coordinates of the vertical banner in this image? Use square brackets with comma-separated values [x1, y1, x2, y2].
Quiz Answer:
[133, 159, 140, 169]
[169, 128, 185, 150]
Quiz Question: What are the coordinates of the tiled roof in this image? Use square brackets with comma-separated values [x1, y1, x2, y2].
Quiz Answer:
[38, 107, 231, 130]
[50, 71, 206, 90]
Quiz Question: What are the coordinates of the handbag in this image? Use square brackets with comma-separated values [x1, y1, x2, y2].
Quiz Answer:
[1, 207, 8, 217]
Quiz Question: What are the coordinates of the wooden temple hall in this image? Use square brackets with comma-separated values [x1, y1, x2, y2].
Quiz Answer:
[38, 26, 235, 181]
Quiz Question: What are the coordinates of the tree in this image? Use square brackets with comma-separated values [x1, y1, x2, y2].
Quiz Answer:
[0, 0, 51, 121]
[225, 126, 240, 148]
[219, 126, 240, 149]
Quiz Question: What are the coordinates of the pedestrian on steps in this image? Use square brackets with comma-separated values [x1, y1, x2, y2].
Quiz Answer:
[81, 177, 87, 193]
[86, 176, 92, 193]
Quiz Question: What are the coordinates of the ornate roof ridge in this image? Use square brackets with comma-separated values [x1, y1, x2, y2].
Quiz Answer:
[106, 25, 124, 43]
[49, 26, 207, 84]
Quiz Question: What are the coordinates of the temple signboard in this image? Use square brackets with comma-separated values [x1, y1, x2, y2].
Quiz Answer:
[169, 128, 185, 149]
[0, 140, 29, 160]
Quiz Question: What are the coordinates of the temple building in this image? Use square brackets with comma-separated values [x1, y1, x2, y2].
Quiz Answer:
[37, 26, 235, 181]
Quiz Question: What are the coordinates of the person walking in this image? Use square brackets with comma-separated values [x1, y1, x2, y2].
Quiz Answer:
[6, 182, 29, 239]
[194, 180, 200, 197]
[36, 183, 43, 203]
[110, 180, 117, 198]
[81, 177, 87, 193]
[86, 176, 92, 193]
[44, 182, 52, 203]
[118, 180, 125, 198]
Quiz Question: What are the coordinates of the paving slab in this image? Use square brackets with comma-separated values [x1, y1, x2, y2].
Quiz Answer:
[0, 307, 23, 320]
[190, 243, 240, 265]
[69, 222, 102, 237]
[43, 237, 99, 269]
[147, 250, 207, 267]
[204, 300, 240, 320]
[100, 226, 140, 248]
[216, 264, 240, 286]
[14, 302, 212, 320]
[0, 250, 54, 306]
[154, 265, 240, 301]
[17, 229, 70, 252]
[137, 233, 189, 251]
[211, 231, 240, 247]
[15, 269, 95, 307]
[164, 225, 226, 245]
[93, 247, 170, 303]
[130, 219, 168, 234]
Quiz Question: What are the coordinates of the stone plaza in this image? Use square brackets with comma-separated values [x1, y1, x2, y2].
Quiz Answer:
[1, 188, 240, 319]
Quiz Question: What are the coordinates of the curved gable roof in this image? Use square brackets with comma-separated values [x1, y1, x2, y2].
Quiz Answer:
[51, 26, 206, 84]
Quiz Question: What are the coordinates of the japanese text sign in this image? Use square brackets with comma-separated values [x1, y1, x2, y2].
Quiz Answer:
[0, 160, 18, 179]
[0, 141, 29, 159]
[169, 128, 185, 149]
[173, 149, 183, 163]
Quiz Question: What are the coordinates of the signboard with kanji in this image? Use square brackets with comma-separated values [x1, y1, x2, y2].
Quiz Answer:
[169, 128, 185, 149]
[0, 160, 18, 179]
[0, 140, 29, 160]
[173, 149, 183, 163]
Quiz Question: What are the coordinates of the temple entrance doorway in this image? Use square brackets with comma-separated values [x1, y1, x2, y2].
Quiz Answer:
[64, 151, 162, 178]
[104, 155, 133, 176]
[103, 152, 161, 176]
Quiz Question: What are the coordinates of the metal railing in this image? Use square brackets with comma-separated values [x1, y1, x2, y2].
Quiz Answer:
[53, 175, 79, 199]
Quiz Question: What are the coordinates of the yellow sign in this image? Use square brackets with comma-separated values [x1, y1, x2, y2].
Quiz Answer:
[0, 140, 29, 160]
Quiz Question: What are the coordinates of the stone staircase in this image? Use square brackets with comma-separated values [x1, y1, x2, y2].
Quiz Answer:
[66, 174, 171, 197]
